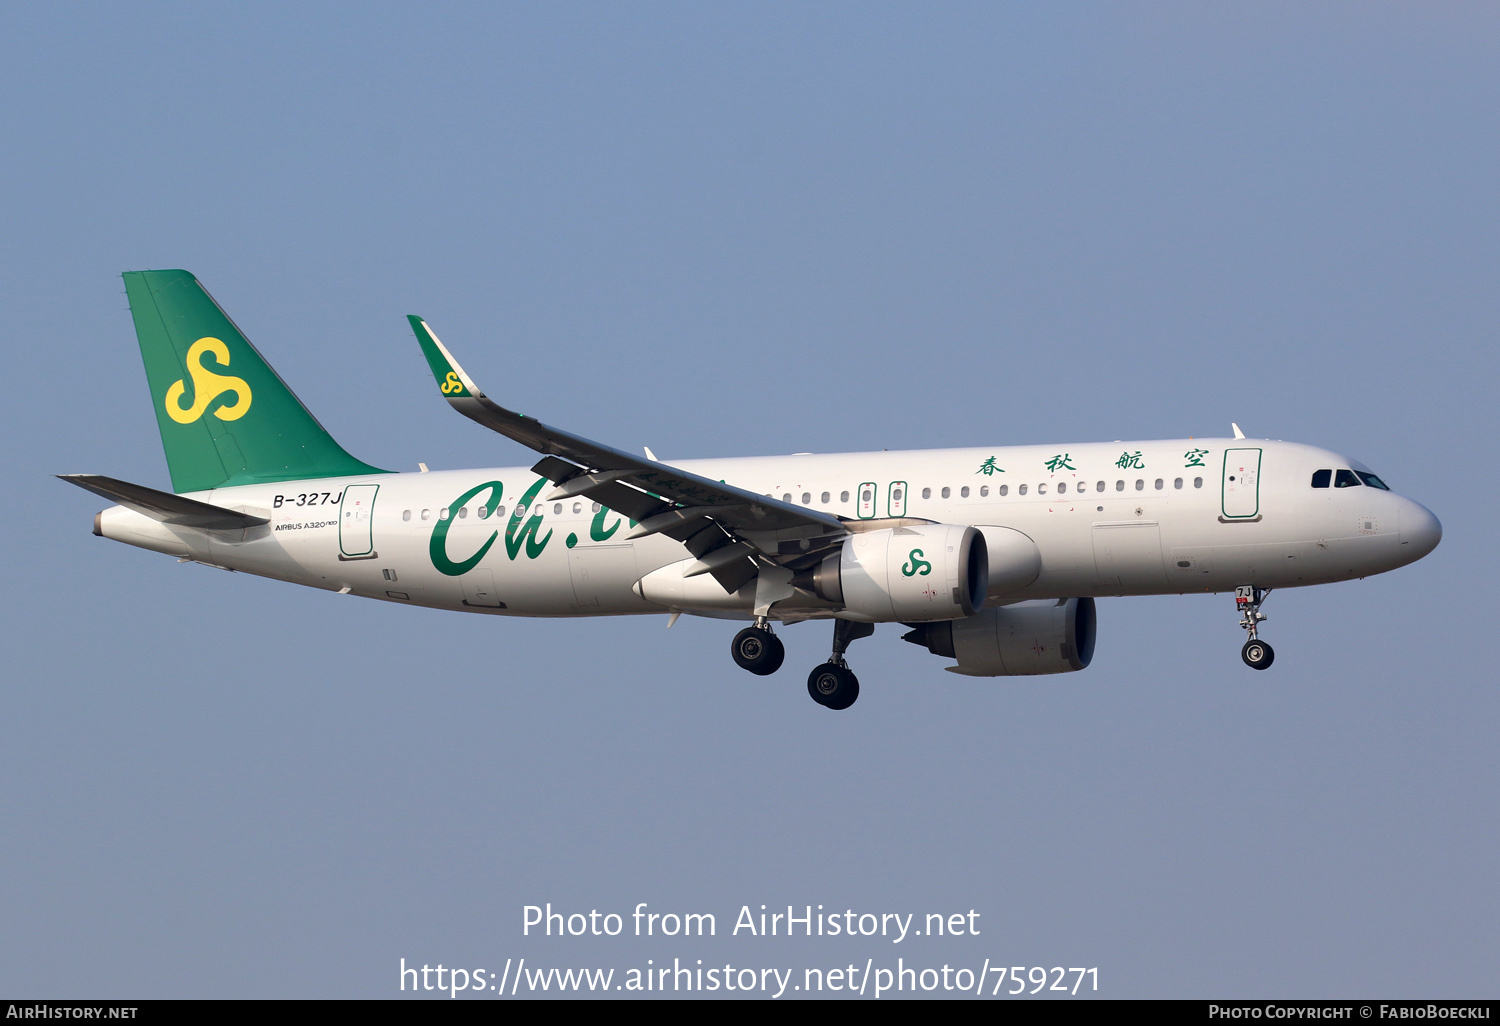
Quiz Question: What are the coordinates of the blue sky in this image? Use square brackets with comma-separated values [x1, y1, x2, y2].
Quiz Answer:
[1, 3, 1495, 998]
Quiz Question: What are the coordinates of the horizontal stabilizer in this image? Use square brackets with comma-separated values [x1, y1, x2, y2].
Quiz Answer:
[58, 474, 270, 530]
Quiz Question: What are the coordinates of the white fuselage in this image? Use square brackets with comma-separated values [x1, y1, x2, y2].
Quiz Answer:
[95, 438, 1441, 620]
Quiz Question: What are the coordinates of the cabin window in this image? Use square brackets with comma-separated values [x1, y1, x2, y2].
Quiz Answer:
[980, 485, 989, 497]
[573, 502, 582, 514]
[1154, 479, 1163, 490]
[1096, 481, 1105, 492]
[801, 492, 811, 504]
[1057, 482, 1067, 494]
[1174, 478, 1183, 489]
[1311, 469, 1331, 488]
[1038, 483, 1048, 494]
[1135, 479, 1145, 491]
[960, 485, 969, 498]
[438, 508, 449, 521]
[1193, 477, 1203, 489]
[922, 487, 931, 499]
[1116, 480, 1125, 492]
[495, 506, 506, 518]
[941, 486, 951, 499]
[421, 509, 431, 520]
[592, 502, 602, 513]
[892, 488, 903, 502]
[998, 484, 1008, 496]
[1018, 484, 1028, 495]
[1335, 469, 1361, 488]
[458, 506, 468, 518]
[477, 505, 490, 519]
[840, 491, 850, 503]
[1356, 471, 1390, 491]
[861, 488, 872, 503]
[821, 491, 830, 504]
[782, 493, 792, 502]
[402, 510, 411, 522]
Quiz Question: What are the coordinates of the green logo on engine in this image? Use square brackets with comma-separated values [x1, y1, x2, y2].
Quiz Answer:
[901, 548, 932, 577]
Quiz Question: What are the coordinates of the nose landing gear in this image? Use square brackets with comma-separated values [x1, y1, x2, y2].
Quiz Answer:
[807, 619, 873, 710]
[731, 619, 785, 676]
[1236, 586, 1275, 670]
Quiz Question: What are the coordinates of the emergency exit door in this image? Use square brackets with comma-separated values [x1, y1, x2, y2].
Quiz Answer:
[888, 481, 907, 518]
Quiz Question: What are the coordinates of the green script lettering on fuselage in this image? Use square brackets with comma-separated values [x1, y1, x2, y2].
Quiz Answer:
[505, 478, 552, 561]
[428, 480, 504, 576]
[429, 478, 559, 576]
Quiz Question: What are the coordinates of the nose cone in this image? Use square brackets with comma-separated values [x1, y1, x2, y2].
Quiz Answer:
[1399, 500, 1442, 562]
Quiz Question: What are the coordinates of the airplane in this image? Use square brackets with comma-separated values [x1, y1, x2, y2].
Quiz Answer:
[62, 270, 1443, 710]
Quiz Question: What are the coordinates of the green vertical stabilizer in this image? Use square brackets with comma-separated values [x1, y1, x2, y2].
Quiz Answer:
[123, 270, 388, 493]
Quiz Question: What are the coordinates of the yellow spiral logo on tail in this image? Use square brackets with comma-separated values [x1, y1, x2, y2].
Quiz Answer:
[165, 338, 252, 424]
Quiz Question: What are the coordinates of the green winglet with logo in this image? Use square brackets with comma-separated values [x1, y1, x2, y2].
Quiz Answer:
[408, 314, 475, 398]
[123, 270, 388, 493]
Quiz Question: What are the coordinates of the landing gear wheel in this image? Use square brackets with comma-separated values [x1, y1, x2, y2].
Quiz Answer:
[1241, 639, 1275, 670]
[1234, 586, 1274, 671]
[731, 626, 784, 676]
[807, 662, 860, 710]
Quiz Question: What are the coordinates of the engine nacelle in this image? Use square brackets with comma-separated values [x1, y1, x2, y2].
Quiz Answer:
[903, 597, 1097, 676]
[802, 524, 988, 622]
[975, 525, 1042, 602]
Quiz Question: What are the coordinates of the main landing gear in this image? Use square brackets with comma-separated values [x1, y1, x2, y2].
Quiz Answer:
[728, 618, 873, 710]
[1236, 586, 1275, 670]
[730, 619, 785, 676]
[807, 619, 873, 711]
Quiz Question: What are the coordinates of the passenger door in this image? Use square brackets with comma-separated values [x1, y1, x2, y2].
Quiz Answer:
[338, 483, 379, 559]
[1221, 448, 1262, 520]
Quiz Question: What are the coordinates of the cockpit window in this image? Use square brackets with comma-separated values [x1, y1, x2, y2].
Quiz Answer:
[1310, 469, 1331, 488]
[1356, 471, 1390, 491]
[1334, 469, 1361, 488]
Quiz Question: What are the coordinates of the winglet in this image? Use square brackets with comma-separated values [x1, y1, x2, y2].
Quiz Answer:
[408, 315, 478, 399]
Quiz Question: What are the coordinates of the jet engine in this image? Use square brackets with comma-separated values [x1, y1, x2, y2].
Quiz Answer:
[902, 597, 1097, 676]
[798, 524, 988, 622]
[975, 525, 1042, 602]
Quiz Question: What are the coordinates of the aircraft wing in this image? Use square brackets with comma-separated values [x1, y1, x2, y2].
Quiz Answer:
[58, 474, 270, 530]
[408, 316, 849, 593]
